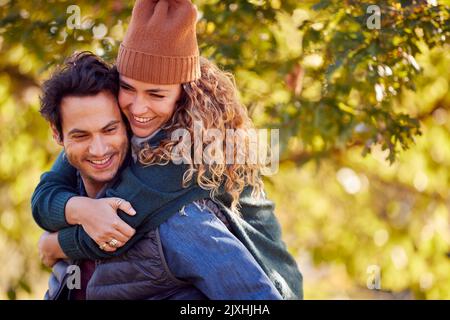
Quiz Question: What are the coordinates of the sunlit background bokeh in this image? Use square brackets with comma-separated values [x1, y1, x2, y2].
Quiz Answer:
[0, 0, 449, 299]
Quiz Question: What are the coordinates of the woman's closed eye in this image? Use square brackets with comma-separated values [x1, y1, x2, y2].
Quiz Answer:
[120, 84, 133, 91]
[149, 93, 165, 99]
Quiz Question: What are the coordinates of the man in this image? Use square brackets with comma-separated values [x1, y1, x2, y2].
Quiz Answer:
[38, 52, 134, 299]
[37, 51, 282, 300]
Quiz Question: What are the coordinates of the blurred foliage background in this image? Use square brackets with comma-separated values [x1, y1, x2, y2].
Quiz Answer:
[0, 0, 449, 299]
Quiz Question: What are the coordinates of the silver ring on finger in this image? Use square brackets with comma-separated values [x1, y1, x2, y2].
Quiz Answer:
[99, 243, 108, 250]
[116, 199, 123, 207]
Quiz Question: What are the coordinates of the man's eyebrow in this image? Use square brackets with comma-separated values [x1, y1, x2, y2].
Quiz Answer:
[68, 128, 88, 136]
[67, 121, 120, 136]
[102, 120, 121, 130]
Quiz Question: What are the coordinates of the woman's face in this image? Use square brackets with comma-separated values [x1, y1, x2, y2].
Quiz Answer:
[118, 74, 182, 138]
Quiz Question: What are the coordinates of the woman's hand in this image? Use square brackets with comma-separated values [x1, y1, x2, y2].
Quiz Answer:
[65, 197, 137, 251]
[38, 232, 67, 268]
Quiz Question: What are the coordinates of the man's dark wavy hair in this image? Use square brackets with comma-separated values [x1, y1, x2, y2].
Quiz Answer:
[40, 51, 119, 139]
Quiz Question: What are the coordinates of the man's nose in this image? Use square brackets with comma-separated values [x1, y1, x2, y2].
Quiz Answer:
[89, 135, 109, 157]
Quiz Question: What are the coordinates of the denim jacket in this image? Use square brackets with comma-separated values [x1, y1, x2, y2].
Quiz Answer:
[46, 199, 282, 300]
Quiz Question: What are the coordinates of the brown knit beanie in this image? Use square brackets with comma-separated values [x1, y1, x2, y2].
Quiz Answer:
[117, 0, 201, 84]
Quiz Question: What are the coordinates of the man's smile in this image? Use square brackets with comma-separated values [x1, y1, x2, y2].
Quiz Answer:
[87, 154, 115, 169]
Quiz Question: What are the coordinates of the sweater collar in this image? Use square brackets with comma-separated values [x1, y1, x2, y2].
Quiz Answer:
[131, 128, 167, 162]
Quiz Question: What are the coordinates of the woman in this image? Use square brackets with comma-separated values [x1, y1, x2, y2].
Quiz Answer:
[33, 0, 302, 299]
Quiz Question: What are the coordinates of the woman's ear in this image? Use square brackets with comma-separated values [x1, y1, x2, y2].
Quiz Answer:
[50, 124, 63, 146]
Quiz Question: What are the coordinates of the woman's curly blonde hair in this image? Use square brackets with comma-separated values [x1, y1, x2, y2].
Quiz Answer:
[137, 57, 265, 214]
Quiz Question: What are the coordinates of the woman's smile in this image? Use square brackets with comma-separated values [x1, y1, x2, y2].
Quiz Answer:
[132, 115, 156, 124]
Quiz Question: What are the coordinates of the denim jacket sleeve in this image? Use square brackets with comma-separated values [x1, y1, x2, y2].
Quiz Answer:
[158, 202, 283, 300]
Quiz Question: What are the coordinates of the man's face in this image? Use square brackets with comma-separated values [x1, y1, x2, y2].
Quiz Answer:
[118, 75, 182, 138]
[56, 91, 128, 191]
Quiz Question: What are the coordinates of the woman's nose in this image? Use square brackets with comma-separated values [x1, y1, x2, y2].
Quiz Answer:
[130, 94, 149, 116]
